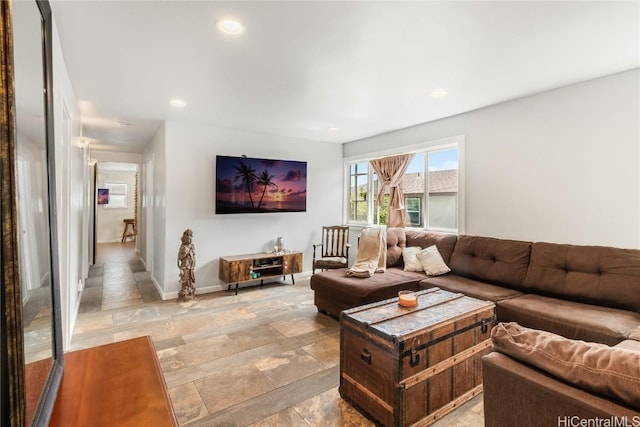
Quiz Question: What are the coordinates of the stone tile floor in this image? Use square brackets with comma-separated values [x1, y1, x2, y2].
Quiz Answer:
[71, 243, 484, 426]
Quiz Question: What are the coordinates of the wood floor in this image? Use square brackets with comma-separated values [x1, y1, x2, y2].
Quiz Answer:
[72, 243, 484, 426]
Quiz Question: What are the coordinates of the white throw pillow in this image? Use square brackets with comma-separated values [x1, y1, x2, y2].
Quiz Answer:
[417, 245, 451, 276]
[402, 246, 423, 272]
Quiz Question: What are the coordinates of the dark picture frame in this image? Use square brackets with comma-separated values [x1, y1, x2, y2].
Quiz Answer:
[97, 188, 109, 205]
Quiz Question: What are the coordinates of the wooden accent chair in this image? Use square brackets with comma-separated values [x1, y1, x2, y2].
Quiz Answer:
[312, 226, 350, 274]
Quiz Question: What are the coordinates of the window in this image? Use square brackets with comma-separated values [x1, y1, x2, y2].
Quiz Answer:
[349, 162, 369, 223]
[105, 182, 127, 208]
[427, 148, 458, 230]
[345, 140, 461, 233]
[372, 172, 389, 225]
[405, 197, 422, 227]
[401, 152, 426, 228]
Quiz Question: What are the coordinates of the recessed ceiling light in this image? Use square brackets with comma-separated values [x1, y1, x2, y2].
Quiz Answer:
[215, 19, 245, 35]
[328, 127, 340, 131]
[170, 99, 186, 108]
[430, 89, 448, 98]
[116, 120, 131, 127]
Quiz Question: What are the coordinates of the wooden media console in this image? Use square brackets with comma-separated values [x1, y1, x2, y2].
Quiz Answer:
[219, 251, 303, 294]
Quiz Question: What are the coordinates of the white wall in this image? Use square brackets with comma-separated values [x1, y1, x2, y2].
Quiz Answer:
[15, 136, 50, 294]
[344, 70, 640, 249]
[91, 150, 142, 164]
[52, 18, 90, 349]
[95, 168, 137, 243]
[138, 155, 150, 269]
[152, 121, 343, 297]
[142, 124, 167, 293]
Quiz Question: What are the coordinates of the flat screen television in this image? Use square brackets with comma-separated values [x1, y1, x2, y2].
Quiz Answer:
[215, 155, 307, 214]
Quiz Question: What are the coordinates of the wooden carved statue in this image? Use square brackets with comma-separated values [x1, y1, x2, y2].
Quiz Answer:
[177, 228, 196, 301]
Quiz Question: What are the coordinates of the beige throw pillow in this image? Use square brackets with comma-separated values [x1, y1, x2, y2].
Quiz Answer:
[416, 245, 451, 276]
[402, 246, 423, 272]
[492, 322, 640, 409]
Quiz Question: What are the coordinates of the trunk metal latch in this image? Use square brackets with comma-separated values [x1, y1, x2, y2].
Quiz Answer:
[410, 349, 420, 367]
[360, 348, 372, 364]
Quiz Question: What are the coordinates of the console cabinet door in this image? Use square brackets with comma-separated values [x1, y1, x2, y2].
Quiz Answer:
[282, 253, 303, 275]
[220, 259, 253, 282]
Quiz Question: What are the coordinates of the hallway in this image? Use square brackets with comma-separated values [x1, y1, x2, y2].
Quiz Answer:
[78, 242, 160, 314]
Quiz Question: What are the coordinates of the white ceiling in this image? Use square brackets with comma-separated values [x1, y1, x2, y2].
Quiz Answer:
[50, 1, 639, 153]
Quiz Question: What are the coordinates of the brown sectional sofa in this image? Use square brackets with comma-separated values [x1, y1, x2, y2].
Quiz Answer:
[311, 229, 640, 345]
[310, 228, 640, 420]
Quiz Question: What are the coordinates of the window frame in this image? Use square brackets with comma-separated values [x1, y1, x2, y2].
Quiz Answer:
[104, 181, 128, 209]
[343, 135, 465, 234]
[347, 162, 370, 224]
[404, 196, 423, 228]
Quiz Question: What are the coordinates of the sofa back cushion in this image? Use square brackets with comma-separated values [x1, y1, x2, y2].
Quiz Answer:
[384, 229, 457, 268]
[450, 235, 532, 289]
[492, 322, 640, 409]
[523, 242, 640, 312]
[405, 230, 458, 264]
[385, 228, 407, 268]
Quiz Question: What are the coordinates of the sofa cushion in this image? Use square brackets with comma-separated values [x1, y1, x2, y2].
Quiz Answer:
[523, 242, 640, 312]
[402, 246, 423, 272]
[314, 257, 347, 269]
[629, 326, 640, 342]
[449, 235, 532, 290]
[615, 340, 640, 353]
[417, 245, 451, 276]
[310, 267, 426, 313]
[404, 230, 458, 264]
[385, 228, 407, 268]
[492, 322, 640, 409]
[420, 275, 523, 303]
[497, 294, 640, 346]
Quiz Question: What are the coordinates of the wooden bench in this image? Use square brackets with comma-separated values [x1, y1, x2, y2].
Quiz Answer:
[49, 336, 177, 426]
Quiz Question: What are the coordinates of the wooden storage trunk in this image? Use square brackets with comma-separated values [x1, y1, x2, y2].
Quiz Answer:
[339, 288, 495, 427]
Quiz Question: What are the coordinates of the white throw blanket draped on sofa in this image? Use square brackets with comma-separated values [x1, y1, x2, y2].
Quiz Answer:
[345, 228, 387, 278]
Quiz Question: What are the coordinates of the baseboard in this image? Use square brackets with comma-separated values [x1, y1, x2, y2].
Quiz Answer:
[158, 272, 312, 301]
[150, 275, 165, 300]
[97, 239, 123, 244]
[160, 284, 226, 300]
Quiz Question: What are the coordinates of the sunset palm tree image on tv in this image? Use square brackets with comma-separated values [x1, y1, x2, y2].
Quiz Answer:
[215, 155, 307, 214]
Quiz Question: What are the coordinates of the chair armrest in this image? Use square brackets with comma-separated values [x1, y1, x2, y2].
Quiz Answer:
[312, 243, 323, 258]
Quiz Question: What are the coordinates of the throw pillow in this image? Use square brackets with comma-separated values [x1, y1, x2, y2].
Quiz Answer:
[416, 245, 451, 276]
[491, 322, 640, 409]
[402, 246, 423, 272]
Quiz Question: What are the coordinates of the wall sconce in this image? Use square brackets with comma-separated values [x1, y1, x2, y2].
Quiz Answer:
[78, 137, 91, 148]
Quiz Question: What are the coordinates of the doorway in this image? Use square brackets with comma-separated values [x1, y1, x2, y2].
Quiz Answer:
[94, 162, 138, 249]
[84, 161, 143, 311]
